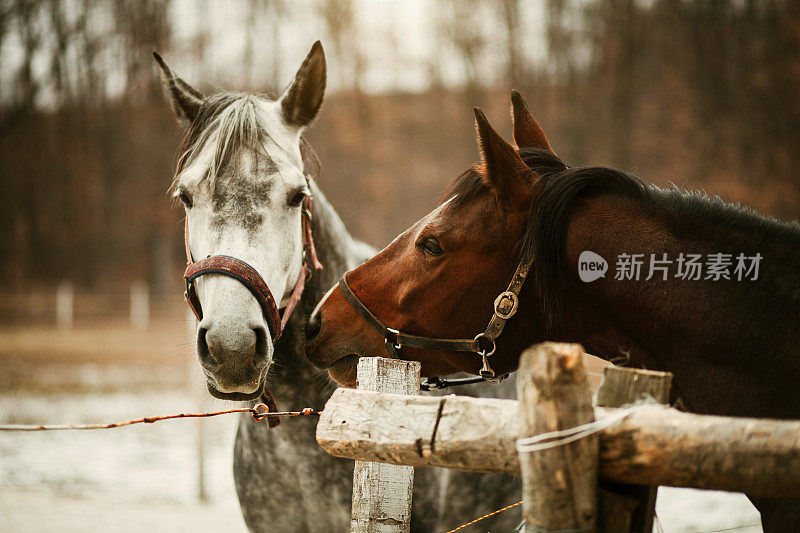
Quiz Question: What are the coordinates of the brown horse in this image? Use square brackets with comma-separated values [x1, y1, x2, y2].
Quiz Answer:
[306, 91, 800, 531]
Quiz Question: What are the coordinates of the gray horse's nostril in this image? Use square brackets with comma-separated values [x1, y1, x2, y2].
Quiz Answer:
[196, 326, 218, 369]
[306, 313, 322, 342]
[253, 325, 268, 370]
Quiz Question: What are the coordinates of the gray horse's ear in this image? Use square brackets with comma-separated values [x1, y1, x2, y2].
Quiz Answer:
[511, 90, 554, 153]
[300, 136, 322, 179]
[153, 52, 203, 128]
[279, 41, 327, 128]
[474, 107, 534, 210]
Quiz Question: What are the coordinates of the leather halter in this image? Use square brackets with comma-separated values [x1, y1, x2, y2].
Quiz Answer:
[183, 194, 323, 340]
[337, 249, 534, 383]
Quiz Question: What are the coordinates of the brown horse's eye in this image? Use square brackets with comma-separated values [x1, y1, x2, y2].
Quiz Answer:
[420, 238, 444, 257]
[179, 192, 193, 208]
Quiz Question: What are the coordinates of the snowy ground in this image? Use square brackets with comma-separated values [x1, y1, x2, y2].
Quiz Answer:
[0, 387, 247, 533]
[0, 326, 764, 532]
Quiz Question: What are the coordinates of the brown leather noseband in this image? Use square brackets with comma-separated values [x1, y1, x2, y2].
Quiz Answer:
[184, 195, 323, 341]
[337, 248, 534, 384]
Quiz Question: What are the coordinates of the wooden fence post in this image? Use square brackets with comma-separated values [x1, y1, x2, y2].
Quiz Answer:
[130, 280, 149, 330]
[517, 342, 597, 532]
[56, 281, 73, 330]
[186, 307, 207, 502]
[596, 367, 672, 533]
[351, 357, 421, 533]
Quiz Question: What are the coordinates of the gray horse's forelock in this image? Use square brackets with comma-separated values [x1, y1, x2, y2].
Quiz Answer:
[173, 93, 272, 193]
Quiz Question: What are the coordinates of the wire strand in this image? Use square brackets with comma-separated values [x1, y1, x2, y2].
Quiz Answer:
[0, 404, 318, 431]
[516, 405, 644, 453]
[445, 500, 523, 533]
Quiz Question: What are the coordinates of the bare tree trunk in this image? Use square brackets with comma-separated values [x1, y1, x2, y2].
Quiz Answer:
[500, 0, 521, 88]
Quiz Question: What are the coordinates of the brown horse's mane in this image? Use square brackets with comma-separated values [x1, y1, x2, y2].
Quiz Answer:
[444, 147, 800, 329]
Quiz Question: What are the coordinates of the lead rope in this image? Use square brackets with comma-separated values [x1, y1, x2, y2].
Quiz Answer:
[420, 374, 509, 391]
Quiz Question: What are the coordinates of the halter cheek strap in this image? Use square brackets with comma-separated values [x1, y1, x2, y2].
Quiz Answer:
[337, 250, 534, 383]
[278, 197, 323, 332]
[337, 278, 479, 356]
[183, 194, 323, 341]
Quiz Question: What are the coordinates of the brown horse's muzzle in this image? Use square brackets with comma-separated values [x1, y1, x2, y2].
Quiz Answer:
[306, 282, 468, 386]
[305, 285, 386, 387]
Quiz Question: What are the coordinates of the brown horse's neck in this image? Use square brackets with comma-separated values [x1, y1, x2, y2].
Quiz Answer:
[547, 193, 800, 418]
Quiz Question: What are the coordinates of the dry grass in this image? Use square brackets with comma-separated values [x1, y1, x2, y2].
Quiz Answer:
[0, 321, 193, 364]
[0, 321, 196, 394]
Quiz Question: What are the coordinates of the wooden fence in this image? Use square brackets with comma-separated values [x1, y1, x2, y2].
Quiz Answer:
[0, 283, 184, 328]
[316, 343, 800, 532]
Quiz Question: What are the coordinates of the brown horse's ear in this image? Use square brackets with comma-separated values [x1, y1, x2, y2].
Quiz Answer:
[511, 90, 554, 153]
[280, 41, 327, 128]
[153, 52, 203, 129]
[474, 107, 534, 210]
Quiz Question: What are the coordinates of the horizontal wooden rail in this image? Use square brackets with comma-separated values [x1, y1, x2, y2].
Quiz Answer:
[316, 388, 800, 498]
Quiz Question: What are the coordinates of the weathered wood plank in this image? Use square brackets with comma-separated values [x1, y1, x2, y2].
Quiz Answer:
[318, 389, 518, 474]
[596, 366, 672, 408]
[317, 389, 800, 497]
[597, 366, 673, 533]
[350, 358, 421, 533]
[518, 343, 597, 531]
[598, 488, 638, 533]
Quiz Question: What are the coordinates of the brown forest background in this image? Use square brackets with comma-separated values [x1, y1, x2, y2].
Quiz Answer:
[1, 0, 799, 296]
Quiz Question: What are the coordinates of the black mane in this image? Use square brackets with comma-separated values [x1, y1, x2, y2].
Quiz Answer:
[445, 147, 800, 328]
[523, 148, 645, 324]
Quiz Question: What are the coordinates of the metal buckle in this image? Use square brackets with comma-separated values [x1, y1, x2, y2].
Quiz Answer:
[184, 280, 202, 321]
[384, 328, 402, 358]
[420, 377, 445, 391]
[493, 291, 519, 320]
[183, 278, 194, 306]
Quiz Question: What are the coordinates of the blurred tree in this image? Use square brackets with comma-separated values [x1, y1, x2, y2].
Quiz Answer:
[0, 0, 798, 293]
[499, 0, 522, 88]
[320, 0, 360, 91]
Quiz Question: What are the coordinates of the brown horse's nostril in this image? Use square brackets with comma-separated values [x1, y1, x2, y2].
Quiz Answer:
[306, 314, 322, 342]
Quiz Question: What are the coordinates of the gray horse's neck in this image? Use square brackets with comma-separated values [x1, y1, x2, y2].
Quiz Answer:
[304, 179, 374, 303]
[265, 179, 373, 407]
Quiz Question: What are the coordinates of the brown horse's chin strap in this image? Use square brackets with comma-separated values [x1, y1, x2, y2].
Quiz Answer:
[337, 250, 535, 386]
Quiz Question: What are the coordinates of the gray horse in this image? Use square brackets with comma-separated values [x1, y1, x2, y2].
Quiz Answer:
[156, 42, 520, 532]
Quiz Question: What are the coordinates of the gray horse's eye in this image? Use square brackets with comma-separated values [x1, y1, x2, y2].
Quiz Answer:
[179, 192, 193, 208]
[288, 190, 307, 208]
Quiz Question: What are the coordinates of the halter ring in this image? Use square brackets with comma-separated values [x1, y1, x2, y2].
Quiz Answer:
[474, 333, 496, 357]
[251, 403, 270, 422]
